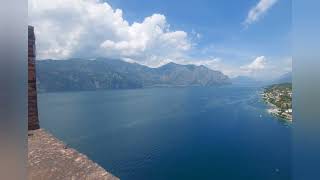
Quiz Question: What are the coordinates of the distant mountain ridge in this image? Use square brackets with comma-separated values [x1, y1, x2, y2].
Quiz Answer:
[231, 76, 262, 86]
[274, 72, 292, 83]
[36, 58, 230, 92]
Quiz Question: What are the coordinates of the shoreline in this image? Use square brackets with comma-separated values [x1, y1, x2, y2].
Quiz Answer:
[262, 92, 292, 121]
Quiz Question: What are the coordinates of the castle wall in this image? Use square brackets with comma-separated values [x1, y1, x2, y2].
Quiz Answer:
[28, 26, 40, 130]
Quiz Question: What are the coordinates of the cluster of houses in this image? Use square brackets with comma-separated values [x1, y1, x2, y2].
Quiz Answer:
[263, 86, 292, 121]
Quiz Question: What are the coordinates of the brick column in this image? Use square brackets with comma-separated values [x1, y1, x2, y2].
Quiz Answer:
[28, 26, 40, 130]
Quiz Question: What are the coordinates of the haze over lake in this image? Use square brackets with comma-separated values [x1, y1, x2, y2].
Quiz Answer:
[38, 85, 291, 180]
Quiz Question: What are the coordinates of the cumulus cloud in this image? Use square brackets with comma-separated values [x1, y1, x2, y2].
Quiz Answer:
[28, 0, 191, 66]
[243, 0, 278, 26]
[236, 56, 292, 80]
[28, 0, 290, 80]
[241, 56, 267, 73]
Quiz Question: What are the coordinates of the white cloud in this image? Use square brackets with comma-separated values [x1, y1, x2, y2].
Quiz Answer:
[176, 55, 290, 80]
[160, 56, 269, 79]
[28, 0, 191, 66]
[237, 56, 292, 80]
[28, 0, 290, 80]
[243, 0, 278, 26]
[241, 56, 267, 72]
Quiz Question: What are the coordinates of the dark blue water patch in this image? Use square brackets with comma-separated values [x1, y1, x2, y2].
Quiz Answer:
[38, 86, 291, 180]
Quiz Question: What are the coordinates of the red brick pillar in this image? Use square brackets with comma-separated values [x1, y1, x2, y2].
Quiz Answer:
[28, 26, 40, 130]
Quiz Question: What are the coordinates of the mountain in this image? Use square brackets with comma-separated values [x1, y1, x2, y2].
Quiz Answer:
[274, 72, 292, 84]
[36, 58, 230, 92]
[231, 76, 261, 85]
[155, 62, 230, 86]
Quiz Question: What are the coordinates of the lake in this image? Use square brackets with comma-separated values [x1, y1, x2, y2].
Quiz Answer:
[38, 85, 291, 180]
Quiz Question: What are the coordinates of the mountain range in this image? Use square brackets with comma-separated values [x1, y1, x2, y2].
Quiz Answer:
[36, 58, 231, 92]
[231, 71, 292, 86]
[231, 76, 262, 86]
[273, 72, 292, 84]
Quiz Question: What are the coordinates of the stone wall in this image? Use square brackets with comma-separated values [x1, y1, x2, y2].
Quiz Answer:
[27, 26, 119, 179]
[28, 129, 119, 180]
[28, 26, 40, 130]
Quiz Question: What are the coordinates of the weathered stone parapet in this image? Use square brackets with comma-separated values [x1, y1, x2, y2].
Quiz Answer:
[28, 25, 40, 130]
[28, 129, 119, 180]
[27, 26, 118, 179]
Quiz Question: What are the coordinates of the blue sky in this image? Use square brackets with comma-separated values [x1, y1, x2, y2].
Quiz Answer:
[29, 0, 291, 80]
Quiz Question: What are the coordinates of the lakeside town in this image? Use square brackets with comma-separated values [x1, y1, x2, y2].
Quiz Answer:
[263, 83, 292, 121]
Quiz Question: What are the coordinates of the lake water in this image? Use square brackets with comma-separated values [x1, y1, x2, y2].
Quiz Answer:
[38, 85, 291, 180]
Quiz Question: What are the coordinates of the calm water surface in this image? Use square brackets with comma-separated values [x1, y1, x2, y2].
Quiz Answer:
[38, 86, 291, 180]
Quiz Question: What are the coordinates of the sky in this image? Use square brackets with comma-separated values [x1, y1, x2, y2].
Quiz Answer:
[28, 0, 292, 80]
